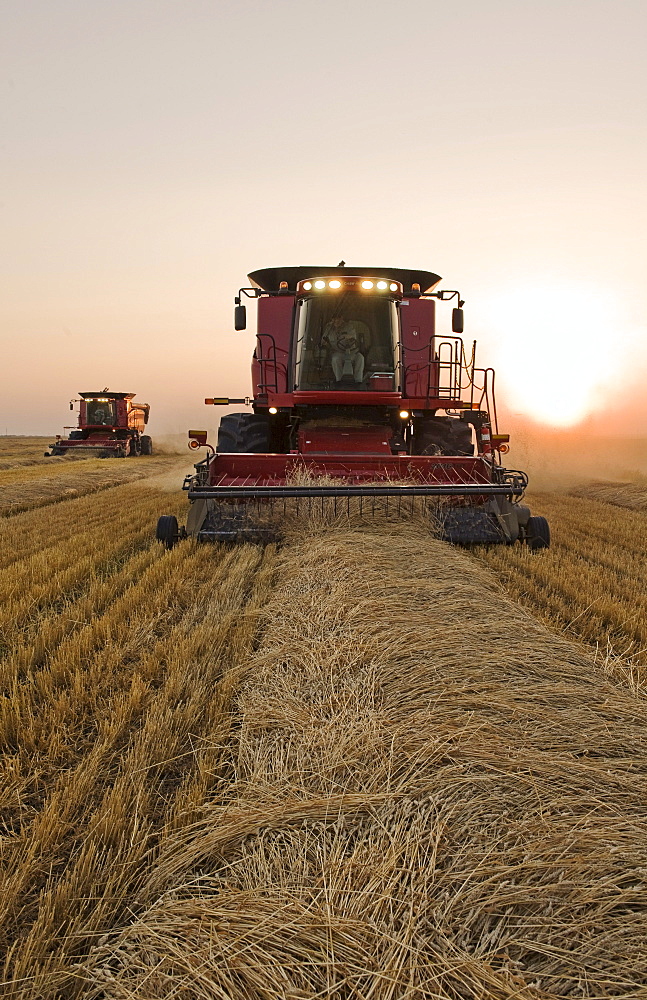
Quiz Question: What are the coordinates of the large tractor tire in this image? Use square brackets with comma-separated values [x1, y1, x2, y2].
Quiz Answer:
[217, 413, 269, 453]
[413, 416, 474, 457]
[525, 515, 550, 550]
[140, 435, 153, 455]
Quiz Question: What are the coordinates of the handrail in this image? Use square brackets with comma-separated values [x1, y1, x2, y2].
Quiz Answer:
[256, 333, 287, 394]
[402, 336, 467, 400]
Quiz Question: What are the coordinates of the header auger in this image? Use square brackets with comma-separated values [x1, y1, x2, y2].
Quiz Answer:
[156, 264, 549, 550]
[46, 391, 152, 458]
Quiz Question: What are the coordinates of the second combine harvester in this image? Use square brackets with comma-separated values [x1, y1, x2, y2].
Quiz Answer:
[157, 264, 549, 549]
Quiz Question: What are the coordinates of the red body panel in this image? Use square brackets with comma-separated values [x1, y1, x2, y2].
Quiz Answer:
[298, 427, 393, 455]
[208, 452, 493, 487]
[253, 295, 293, 396]
[400, 298, 438, 399]
[292, 390, 401, 407]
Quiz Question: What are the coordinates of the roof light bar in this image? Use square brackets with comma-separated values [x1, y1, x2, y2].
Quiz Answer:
[296, 276, 403, 296]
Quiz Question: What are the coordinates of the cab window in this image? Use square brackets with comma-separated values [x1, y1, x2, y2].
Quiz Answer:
[295, 292, 398, 390]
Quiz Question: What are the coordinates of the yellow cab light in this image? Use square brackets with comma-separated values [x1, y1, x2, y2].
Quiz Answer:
[390, 282, 398, 291]
[399, 410, 410, 420]
[303, 281, 312, 290]
[361, 280, 374, 289]
[314, 280, 326, 289]
[376, 280, 388, 290]
[269, 406, 278, 414]
[329, 279, 341, 289]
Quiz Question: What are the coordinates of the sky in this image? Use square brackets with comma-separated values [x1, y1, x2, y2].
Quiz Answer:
[1, 0, 646, 439]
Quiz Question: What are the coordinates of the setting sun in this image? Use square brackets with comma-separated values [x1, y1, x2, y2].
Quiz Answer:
[479, 282, 636, 427]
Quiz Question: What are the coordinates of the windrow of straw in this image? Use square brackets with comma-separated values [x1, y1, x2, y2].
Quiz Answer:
[570, 480, 647, 512]
[80, 520, 647, 998]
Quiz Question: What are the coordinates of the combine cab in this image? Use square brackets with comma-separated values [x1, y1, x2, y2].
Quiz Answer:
[46, 391, 152, 458]
[157, 265, 549, 550]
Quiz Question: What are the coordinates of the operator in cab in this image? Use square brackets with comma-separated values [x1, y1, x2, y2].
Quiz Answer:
[322, 316, 371, 385]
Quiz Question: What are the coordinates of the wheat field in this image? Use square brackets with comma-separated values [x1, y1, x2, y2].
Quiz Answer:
[1, 449, 646, 998]
[0, 437, 183, 517]
[478, 489, 647, 690]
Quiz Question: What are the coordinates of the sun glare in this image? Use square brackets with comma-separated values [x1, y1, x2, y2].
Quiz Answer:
[478, 282, 629, 427]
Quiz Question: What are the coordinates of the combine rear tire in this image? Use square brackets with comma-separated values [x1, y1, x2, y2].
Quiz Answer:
[217, 413, 269, 453]
[140, 435, 153, 455]
[525, 516, 550, 551]
[156, 515, 179, 549]
[413, 416, 474, 457]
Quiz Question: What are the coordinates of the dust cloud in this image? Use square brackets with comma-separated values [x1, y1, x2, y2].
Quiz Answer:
[150, 434, 189, 456]
[503, 415, 647, 492]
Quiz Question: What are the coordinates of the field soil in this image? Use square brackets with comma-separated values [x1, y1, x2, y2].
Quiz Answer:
[1, 452, 646, 998]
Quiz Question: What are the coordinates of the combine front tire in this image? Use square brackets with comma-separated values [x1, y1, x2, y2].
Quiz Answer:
[156, 515, 179, 550]
[141, 435, 153, 455]
[217, 413, 269, 453]
[525, 516, 550, 551]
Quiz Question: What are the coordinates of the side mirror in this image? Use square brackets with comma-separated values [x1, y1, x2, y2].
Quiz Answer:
[452, 308, 464, 334]
[234, 304, 247, 330]
[70, 402, 74, 410]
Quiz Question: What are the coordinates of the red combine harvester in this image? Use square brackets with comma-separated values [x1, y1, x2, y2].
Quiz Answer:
[46, 391, 152, 458]
[156, 265, 549, 549]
